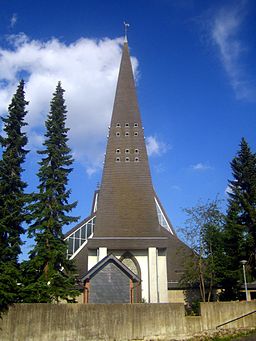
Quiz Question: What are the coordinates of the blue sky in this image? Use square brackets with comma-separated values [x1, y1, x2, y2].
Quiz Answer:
[0, 0, 256, 257]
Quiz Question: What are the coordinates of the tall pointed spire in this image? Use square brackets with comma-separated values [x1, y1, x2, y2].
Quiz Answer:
[64, 35, 191, 305]
[110, 41, 142, 128]
[94, 40, 164, 238]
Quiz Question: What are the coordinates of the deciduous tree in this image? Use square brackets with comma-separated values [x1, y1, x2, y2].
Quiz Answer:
[180, 199, 225, 302]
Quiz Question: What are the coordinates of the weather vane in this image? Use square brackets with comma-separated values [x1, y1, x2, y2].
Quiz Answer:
[124, 21, 130, 42]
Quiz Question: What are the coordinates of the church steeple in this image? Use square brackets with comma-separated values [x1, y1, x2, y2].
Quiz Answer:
[110, 41, 142, 128]
[64, 34, 192, 305]
[94, 41, 165, 238]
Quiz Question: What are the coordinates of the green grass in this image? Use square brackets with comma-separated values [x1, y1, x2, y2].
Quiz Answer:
[208, 329, 256, 341]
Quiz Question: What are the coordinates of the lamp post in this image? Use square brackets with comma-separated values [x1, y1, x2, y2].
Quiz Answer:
[240, 260, 249, 301]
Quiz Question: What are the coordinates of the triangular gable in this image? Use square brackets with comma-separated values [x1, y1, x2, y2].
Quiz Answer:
[81, 254, 140, 282]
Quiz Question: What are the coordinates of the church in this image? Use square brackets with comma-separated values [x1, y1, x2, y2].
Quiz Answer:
[64, 35, 192, 304]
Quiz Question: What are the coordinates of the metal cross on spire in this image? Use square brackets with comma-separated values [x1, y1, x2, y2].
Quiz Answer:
[124, 21, 130, 42]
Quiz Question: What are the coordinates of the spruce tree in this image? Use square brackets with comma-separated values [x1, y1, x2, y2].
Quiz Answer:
[23, 82, 79, 303]
[220, 201, 247, 300]
[221, 138, 256, 299]
[0, 80, 28, 312]
[229, 138, 256, 274]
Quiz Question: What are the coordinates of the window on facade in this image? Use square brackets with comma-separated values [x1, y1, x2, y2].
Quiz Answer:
[155, 197, 172, 232]
[125, 157, 130, 162]
[116, 157, 121, 162]
[66, 216, 95, 258]
[116, 123, 121, 127]
[134, 157, 139, 162]
[116, 132, 120, 137]
[119, 251, 142, 303]
[125, 123, 129, 127]
[116, 149, 120, 154]
[134, 132, 138, 136]
[135, 149, 139, 154]
[125, 132, 129, 137]
[125, 149, 130, 154]
[134, 123, 138, 127]
[120, 252, 140, 277]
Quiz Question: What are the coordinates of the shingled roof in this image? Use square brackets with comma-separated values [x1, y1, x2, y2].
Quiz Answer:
[65, 39, 193, 286]
[94, 42, 165, 238]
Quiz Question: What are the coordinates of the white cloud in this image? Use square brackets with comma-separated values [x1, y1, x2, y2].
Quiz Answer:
[0, 34, 139, 173]
[191, 162, 212, 171]
[211, 2, 256, 101]
[10, 14, 17, 28]
[86, 166, 98, 177]
[146, 135, 169, 157]
[171, 185, 181, 191]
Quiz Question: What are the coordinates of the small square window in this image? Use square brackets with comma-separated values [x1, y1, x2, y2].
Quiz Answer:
[135, 149, 139, 154]
[125, 123, 129, 127]
[135, 157, 139, 162]
[125, 132, 129, 137]
[134, 123, 138, 127]
[125, 149, 130, 154]
[125, 157, 130, 162]
[116, 157, 121, 162]
[116, 149, 120, 154]
[134, 132, 138, 136]
[116, 123, 121, 127]
[116, 132, 120, 137]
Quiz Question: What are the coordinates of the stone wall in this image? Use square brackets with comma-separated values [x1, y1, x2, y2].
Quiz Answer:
[0, 302, 256, 341]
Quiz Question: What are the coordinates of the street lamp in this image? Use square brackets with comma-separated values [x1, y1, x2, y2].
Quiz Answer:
[240, 260, 249, 301]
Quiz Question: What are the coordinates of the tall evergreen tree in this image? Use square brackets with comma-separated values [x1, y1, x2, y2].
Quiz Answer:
[220, 201, 247, 300]
[22, 82, 79, 303]
[0, 80, 28, 312]
[221, 138, 256, 299]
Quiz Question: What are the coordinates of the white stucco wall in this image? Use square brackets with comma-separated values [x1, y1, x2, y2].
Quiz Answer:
[88, 247, 108, 270]
[148, 247, 158, 303]
[157, 250, 168, 302]
[88, 250, 98, 270]
[135, 252, 149, 302]
[98, 247, 107, 261]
